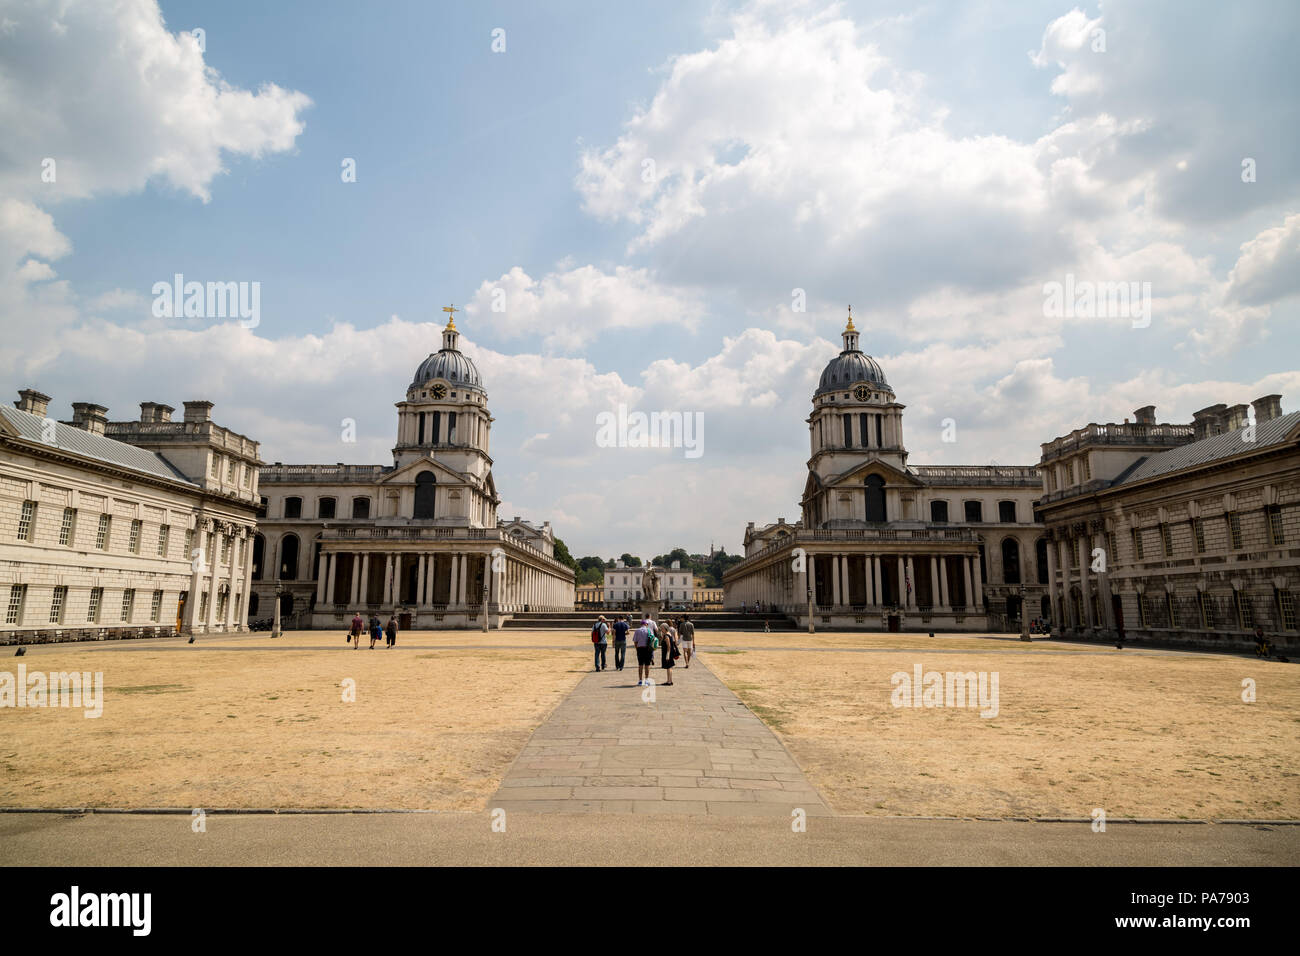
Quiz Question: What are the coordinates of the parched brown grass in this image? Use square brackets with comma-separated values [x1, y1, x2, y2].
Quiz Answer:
[703, 637, 1300, 819]
[0, 631, 586, 810]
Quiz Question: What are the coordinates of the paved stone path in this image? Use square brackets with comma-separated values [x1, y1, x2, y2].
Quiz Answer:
[491, 654, 832, 817]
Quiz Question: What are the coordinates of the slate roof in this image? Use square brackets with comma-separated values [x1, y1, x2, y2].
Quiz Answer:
[1114, 410, 1300, 486]
[0, 405, 196, 486]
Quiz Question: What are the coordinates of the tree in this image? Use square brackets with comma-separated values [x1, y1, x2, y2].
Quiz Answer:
[619, 553, 642, 567]
[552, 537, 578, 571]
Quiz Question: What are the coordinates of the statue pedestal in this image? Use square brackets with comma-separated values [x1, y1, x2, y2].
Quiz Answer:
[639, 600, 664, 621]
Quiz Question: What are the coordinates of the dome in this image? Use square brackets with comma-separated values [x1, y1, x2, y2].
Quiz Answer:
[816, 350, 888, 396]
[410, 348, 483, 390]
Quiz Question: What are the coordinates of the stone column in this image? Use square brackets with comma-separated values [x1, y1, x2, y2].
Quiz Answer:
[896, 556, 905, 607]
[972, 551, 984, 610]
[1080, 533, 1094, 628]
[417, 554, 427, 605]
[240, 531, 255, 628]
[905, 556, 916, 608]
[1045, 536, 1060, 628]
[963, 557, 974, 611]
[938, 556, 950, 609]
[831, 555, 841, 606]
[449, 554, 460, 607]
[928, 556, 938, 608]
[325, 553, 337, 604]
[458, 555, 468, 606]
[873, 556, 882, 608]
[316, 550, 328, 604]
[863, 556, 873, 606]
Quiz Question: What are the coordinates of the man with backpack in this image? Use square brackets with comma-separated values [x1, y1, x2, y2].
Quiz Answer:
[591, 615, 609, 671]
[612, 614, 630, 671]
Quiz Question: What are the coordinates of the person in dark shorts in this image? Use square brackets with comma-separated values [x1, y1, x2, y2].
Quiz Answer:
[349, 612, 363, 649]
[661, 619, 677, 685]
[612, 614, 630, 670]
[386, 614, 398, 648]
[633, 620, 653, 686]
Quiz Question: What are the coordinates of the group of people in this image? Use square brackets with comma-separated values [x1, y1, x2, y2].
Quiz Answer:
[348, 612, 398, 649]
[591, 613, 696, 686]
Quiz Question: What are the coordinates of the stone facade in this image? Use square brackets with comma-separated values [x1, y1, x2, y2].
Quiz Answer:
[0, 390, 260, 641]
[1037, 397, 1300, 650]
[724, 313, 1047, 631]
[251, 315, 575, 629]
[602, 564, 695, 606]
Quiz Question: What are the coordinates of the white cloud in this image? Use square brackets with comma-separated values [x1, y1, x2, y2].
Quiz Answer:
[0, 0, 311, 204]
[1225, 213, 1300, 307]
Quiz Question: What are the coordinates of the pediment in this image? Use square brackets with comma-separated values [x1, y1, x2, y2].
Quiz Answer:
[380, 456, 466, 485]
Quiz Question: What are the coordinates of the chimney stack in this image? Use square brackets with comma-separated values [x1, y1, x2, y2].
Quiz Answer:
[183, 400, 213, 423]
[1192, 404, 1228, 441]
[15, 388, 51, 417]
[139, 402, 176, 423]
[1133, 405, 1156, 426]
[70, 402, 109, 436]
[1223, 403, 1251, 432]
[1252, 394, 1283, 423]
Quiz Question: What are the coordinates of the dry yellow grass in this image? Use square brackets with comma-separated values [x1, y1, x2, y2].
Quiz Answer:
[703, 635, 1300, 819]
[0, 631, 585, 810]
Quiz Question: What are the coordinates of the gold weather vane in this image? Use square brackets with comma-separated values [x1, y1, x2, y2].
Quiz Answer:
[845, 304, 856, 332]
[442, 303, 458, 329]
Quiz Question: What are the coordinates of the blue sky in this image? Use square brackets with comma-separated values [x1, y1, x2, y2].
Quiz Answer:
[2, 0, 1298, 558]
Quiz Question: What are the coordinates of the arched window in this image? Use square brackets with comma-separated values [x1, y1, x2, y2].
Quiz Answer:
[351, 496, 370, 519]
[1002, 537, 1021, 584]
[251, 534, 265, 580]
[414, 471, 437, 519]
[930, 500, 949, 523]
[312, 537, 323, 581]
[1035, 538, 1049, 584]
[283, 497, 302, 519]
[864, 475, 886, 523]
[278, 534, 299, 580]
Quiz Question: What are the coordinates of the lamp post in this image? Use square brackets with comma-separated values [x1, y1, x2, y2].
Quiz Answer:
[1019, 583, 1031, 641]
[271, 582, 282, 639]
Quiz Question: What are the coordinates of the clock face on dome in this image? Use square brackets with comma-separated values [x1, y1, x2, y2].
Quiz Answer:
[431, 383, 448, 399]
[853, 384, 870, 402]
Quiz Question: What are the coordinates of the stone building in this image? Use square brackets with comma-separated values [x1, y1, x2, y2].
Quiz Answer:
[602, 563, 695, 606]
[0, 389, 260, 640]
[724, 312, 1046, 630]
[1036, 396, 1300, 649]
[252, 313, 574, 629]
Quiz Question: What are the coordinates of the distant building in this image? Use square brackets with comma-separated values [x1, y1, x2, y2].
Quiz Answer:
[724, 312, 1045, 630]
[1, 389, 260, 640]
[1036, 397, 1300, 649]
[603, 563, 695, 605]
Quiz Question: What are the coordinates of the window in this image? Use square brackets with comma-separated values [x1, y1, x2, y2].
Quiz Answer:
[864, 475, 886, 523]
[930, 500, 949, 523]
[150, 590, 163, 622]
[1067, 537, 1078, 569]
[351, 497, 371, 519]
[242, 464, 251, 487]
[158, 524, 170, 557]
[1001, 538, 1021, 585]
[998, 501, 1016, 523]
[414, 471, 437, 519]
[87, 587, 103, 623]
[59, 507, 76, 546]
[1198, 591, 1212, 630]
[49, 585, 67, 624]
[1106, 532, 1117, 569]
[221, 534, 231, 565]
[964, 500, 983, 523]
[198, 591, 209, 621]
[1165, 592, 1177, 628]
[129, 519, 142, 554]
[448, 411, 457, 444]
[1160, 523, 1173, 557]
[1036, 538, 1049, 584]
[1267, 506, 1285, 546]
[318, 497, 336, 520]
[185, 529, 195, 563]
[216, 591, 228, 621]
[842, 414, 852, 447]
[5, 584, 27, 624]
[205, 531, 215, 567]
[1081, 455, 1092, 481]
[1278, 589, 1297, 630]
[96, 514, 112, 550]
[120, 589, 135, 623]
[1132, 527, 1144, 561]
[1066, 460, 1075, 485]
[1192, 518, 1206, 554]
[284, 497, 302, 519]
[1138, 594, 1150, 627]
[859, 413, 869, 447]
[1227, 512, 1243, 549]
[16, 500, 35, 541]
[210, 454, 220, 477]
[226, 457, 236, 482]
[431, 411, 441, 444]
[1234, 590, 1253, 629]
[1046, 469, 1057, 492]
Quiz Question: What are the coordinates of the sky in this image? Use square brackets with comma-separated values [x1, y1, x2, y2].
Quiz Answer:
[2, 0, 1298, 559]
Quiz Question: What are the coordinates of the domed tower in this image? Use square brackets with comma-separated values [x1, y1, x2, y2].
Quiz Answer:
[393, 306, 498, 524]
[803, 308, 908, 526]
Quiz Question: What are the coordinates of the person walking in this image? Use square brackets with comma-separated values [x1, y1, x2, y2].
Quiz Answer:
[386, 614, 398, 648]
[368, 614, 382, 650]
[661, 618, 677, 685]
[612, 614, 629, 671]
[633, 619, 653, 686]
[349, 612, 363, 649]
[592, 615, 609, 671]
[679, 615, 695, 668]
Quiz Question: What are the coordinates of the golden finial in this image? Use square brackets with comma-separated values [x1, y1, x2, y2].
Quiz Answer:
[442, 304, 458, 329]
[845, 305, 856, 332]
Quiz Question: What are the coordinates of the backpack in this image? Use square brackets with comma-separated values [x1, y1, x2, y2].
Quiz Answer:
[591, 623, 601, 643]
